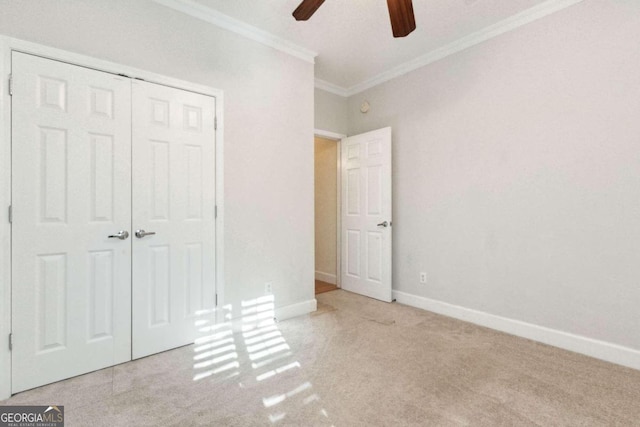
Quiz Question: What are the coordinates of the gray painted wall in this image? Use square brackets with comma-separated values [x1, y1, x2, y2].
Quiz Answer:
[0, 0, 315, 317]
[315, 88, 348, 135]
[347, 1, 640, 351]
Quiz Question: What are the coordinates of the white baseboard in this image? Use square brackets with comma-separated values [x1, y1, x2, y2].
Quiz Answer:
[276, 298, 317, 322]
[315, 271, 337, 285]
[226, 298, 317, 333]
[393, 290, 640, 371]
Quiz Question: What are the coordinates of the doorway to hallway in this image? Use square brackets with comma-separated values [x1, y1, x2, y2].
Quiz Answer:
[313, 127, 393, 301]
[314, 134, 341, 296]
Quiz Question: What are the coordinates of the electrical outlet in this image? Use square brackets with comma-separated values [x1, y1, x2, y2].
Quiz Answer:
[419, 272, 427, 284]
[265, 282, 273, 294]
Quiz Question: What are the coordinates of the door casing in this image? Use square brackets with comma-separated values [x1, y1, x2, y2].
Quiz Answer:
[0, 36, 225, 400]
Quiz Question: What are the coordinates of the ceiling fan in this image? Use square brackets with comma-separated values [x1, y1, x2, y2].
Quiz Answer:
[292, 0, 416, 38]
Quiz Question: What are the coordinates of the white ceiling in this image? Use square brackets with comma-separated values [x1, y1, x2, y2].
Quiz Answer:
[189, 0, 562, 92]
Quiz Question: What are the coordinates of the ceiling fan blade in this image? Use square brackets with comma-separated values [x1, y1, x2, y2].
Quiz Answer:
[387, 0, 416, 37]
[292, 0, 326, 21]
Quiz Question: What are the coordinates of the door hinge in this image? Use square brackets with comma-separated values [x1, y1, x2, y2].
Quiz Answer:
[8, 74, 13, 96]
[214, 205, 217, 219]
[215, 294, 218, 306]
[214, 115, 217, 130]
[8, 205, 12, 223]
[8, 333, 12, 351]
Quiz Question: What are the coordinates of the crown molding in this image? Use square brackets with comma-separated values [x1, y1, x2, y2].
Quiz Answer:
[152, 0, 317, 64]
[314, 78, 349, 97]
[345, 0, 584, 96]
[155, 0, 584, 96]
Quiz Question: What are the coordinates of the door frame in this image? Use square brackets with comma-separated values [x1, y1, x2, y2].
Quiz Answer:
[314, 129, 346, 289]
[0, 36, 225, 400]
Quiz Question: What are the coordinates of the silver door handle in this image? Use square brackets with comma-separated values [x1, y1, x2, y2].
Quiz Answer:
[108, 230, 129, 240]
[377, 221, 389, 228]
[135, 229, 156, 238]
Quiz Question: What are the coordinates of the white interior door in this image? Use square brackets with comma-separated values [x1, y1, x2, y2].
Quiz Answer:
[11, 52, 132, 393]
[131, 80, 216, 359]
[341, 127, 392, 302]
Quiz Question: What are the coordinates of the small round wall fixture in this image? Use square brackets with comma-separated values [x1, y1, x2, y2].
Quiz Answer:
[360, 100, 370, 114]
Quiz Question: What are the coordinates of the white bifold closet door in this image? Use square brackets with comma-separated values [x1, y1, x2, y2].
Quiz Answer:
[11, 52, 133, 393]
[11, 52, 217, 393]
[131, 80, 216, 359]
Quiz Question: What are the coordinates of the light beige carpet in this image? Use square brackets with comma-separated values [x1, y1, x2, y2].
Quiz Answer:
[2, 290, 640, 426]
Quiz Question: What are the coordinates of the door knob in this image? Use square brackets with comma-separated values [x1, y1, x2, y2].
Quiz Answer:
[108, 230, 129, 240]
[135, 229, 156, 238]
[377, 221, 389, 228]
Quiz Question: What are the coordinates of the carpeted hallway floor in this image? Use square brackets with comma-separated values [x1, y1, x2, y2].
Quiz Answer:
[2, 290, 640, 426]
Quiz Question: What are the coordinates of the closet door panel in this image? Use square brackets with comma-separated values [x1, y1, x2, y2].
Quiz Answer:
[11, 52, 132, 393]
[131, 80, 216, 359]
